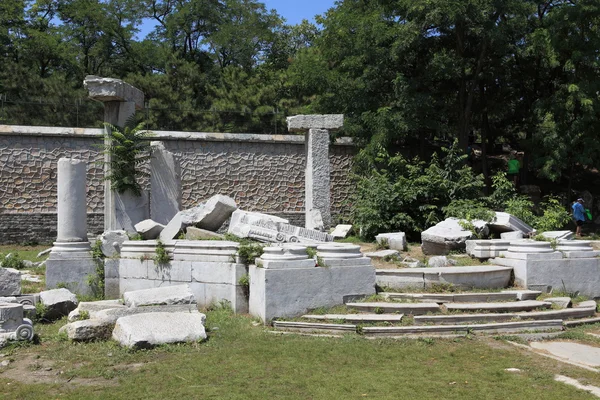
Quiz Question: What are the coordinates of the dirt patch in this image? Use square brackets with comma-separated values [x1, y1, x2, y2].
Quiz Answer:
[0, 353, 118, 387]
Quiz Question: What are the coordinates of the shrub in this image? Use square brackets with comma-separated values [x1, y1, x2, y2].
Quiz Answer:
[534, 197, 571, 232]
[1, 253, 25, 270]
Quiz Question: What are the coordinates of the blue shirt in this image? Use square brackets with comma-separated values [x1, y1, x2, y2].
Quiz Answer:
[572, 202, 585, 221]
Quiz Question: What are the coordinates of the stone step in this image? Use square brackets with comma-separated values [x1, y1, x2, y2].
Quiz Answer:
[382, 292, 520, 303]
[376, 266, 513, 290]
[302, 314, 404, 323]
[346, 302, 440, 315]
[272, 321, 357, 334]
[563, 317, 600, 328]
[362, 320, 564, 337]
[414, 307, 596, 325]
[444, 300, 551, 313]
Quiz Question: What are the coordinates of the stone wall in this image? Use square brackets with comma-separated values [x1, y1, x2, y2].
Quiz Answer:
[0, 125, 355, 243]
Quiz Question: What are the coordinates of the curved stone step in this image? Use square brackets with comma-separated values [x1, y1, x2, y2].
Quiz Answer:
[414, 307, 596, 325]
[362, 320, 563, 337]
[346, 302, 440, 315]
[444, 300, 551, 313]
[383, 292, 518, 303]
[376, 266, 513, 290]
[272, 321, 356, 334]
[302, 314, 404, 323]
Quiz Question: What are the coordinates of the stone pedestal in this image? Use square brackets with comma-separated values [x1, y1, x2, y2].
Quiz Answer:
[287, 114, 344, 231]
[84, 75, 145, 232]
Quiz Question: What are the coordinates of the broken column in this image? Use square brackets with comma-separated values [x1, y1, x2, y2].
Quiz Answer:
[84, 75, 146, 232]
[46, 159, 96, 295]
[150, 141, 181, 225]
[287, 114, 344, 230]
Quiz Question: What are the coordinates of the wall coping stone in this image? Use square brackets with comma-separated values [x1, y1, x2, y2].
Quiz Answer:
[0, 125, 355, 146]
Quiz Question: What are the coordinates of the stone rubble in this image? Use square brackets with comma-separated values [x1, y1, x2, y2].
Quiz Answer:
[427, 256, 457, 268]
[0, 268, 21, 296]
[134, 219, 165, 240]
[421, 218, 487, 255]
[39, 288, 79, 320]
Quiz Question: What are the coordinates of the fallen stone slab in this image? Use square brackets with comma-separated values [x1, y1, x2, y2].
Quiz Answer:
[195, 195, 237, 231]
[0, 268, 21, 296]
[39, 288, 78, 320]
[364, 250, 399, 259]
[100, 230, 129, 257]
[421, 218, 486, 255]
[112, 312, 207, 348]
[544, 297, 572, 309]
[68, 300, 126, 322]
[330, 224, 352, 239]
[185, 227, 225, 240]
[123, 284, 196, 307]
[444, 300, 552, 313]
[134, 219, 165, 240]
[93, 304, 199, 322]
[530, 342, 600, 368]
[427, 256, 457, 268]
[375, 232, 407, 252]
[59, 319, 114, 341]
[346, 302, 440, 315]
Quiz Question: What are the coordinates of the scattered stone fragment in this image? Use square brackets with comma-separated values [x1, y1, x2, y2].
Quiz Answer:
[364, 250, 400, 259]
[59, 319, 114, 341]
[194, 195, 238, 231]
[0, 360, 9, 367]
[37, 248, 52, 258]
[399, 257, 426, 268]
[544, 297, 572, 309]
[421, 218, 486, 255]
[134, 219, 165, 240]
[428, 256, 458, 268]
[185, 227, 225, 240]
[0, 268, 21, 296]
[330, 224, 352, 239]
[100, 230, 129, 257]
[504, 368, 522, 373]
[123, 284, 196, 307]
[112, 312, 207, 348]
[39, 288, 78, 320]
[376, 232, 408, 252]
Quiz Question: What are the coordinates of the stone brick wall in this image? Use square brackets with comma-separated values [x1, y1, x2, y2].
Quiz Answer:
[0, 125, 355, 244]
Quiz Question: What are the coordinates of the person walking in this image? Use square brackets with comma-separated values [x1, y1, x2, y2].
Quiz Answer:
[572, 198, 586, 237]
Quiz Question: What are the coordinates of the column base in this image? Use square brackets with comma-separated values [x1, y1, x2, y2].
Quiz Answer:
[46, 241, 98, 296]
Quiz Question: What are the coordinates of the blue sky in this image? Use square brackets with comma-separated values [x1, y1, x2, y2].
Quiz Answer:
[137, 0, 337, 38]
[262, 0, 337, 25]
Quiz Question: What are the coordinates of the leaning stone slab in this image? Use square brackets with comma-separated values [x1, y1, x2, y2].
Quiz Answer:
[376, 232, 407, 252]
[100, 230, 129, 257]
[330, 224, 352, 239]
[150, 142, 181, 225]
[39, 288, 78, 320]
[185, 227, 225, 240]
[0, 268, 21, 296]
[68, 300, 126, 322]
[489, 212, 534, 235]
[112, 312, 207, 348]
[286, 114, 344, 132]
[134, 219, 165, 240]
[59, 319, 114, 341]
[544, 297, 572, 309]
[123, 284, 196, 307]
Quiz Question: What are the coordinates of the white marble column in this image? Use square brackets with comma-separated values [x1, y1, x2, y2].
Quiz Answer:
[56, 158, 88, 242]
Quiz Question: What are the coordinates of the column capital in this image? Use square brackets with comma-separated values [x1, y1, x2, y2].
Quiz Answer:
[286, 114, 344, 132]
[84, 75, 144, 109]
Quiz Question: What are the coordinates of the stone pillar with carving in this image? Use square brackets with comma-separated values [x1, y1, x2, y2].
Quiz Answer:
[83, 76, 146, 232]
[286, 114, 344, 231]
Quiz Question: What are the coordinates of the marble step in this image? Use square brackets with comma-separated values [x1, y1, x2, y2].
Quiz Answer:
[302, 314, 404, 323]
[272, 321, 357, 334]
[414, 307, 596, 325]
[362, 320, 564, 337]
[444, 300, 551, 313]
[346, 302, 440, 315]
[563, 317, 600, 328]
[381, 290, 541, 303]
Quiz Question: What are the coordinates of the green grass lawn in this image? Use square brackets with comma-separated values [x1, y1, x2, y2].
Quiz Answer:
[1, 308, 599, 399]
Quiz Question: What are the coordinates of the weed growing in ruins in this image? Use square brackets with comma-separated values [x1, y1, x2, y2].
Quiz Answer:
[79, 310, 90, 320]
[0, 252, 25, 269]
[154, 240, 170, 265]
[128, 233, 143, 241]
[376, 238, 389, 250]
[87, 240, 106, 300]
[101, 120, 154, 196]
[237, 242, 264, 265]
[305, 247, 317, 259]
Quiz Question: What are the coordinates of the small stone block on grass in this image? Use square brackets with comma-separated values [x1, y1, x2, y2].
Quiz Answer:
[39, 288, 78, 320]
[544, 297, 572, 309]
